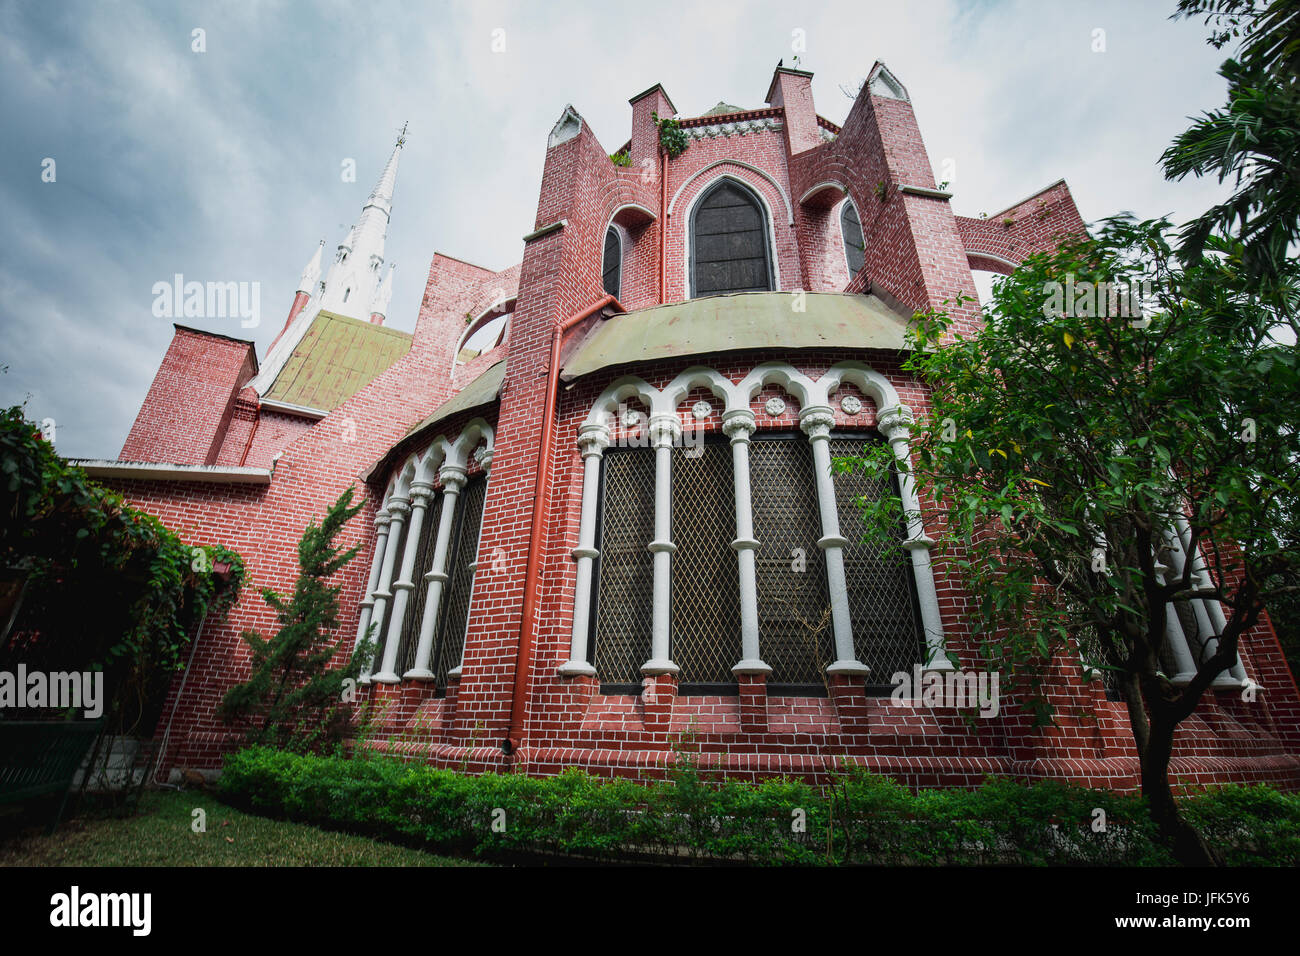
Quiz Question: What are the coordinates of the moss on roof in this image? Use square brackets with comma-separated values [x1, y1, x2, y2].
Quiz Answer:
[702, 101, 746, 116]
[263, 310, 411, 411]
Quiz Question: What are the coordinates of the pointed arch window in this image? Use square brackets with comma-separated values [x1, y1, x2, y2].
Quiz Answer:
[841, 199, 865, 277]
[690, 179, 773, 298]
[602, 226, 622, 299]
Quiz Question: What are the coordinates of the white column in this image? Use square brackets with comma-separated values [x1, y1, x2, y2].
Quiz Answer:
[448, 447, 493, 680]
[1154, 553, 1199, 687]
[799, 405, 869, 676]
[362, 495, 408, 681]
[1171, 518, 1251, 687]
[641, 413, 679, 675]
[877, 404, 954, 673]
[372, 481, 434, 683]
[403, 464, 466, 680]
[354, 511, 391, 656]
[560, 423, 610, 676]
[724, 409, 769, 675]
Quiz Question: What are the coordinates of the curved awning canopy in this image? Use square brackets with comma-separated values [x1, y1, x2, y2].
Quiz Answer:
[361, 360, 506, 482]
[559, 291, 914, 382]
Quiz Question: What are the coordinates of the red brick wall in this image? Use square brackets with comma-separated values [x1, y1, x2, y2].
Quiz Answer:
[120, 327, 257, 465]
[955, 180, 1089, 273]
[106, 66, 1300, 794]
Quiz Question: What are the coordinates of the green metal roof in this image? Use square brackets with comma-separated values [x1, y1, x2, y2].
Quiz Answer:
[559, 292, 913, 381]
[263, 310, 412, 411]
[362, 360, 507, 482]
[702, 101, 746, 116]
[404, 360, 506, 438]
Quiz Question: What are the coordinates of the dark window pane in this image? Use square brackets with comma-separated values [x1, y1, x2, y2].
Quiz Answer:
[396, 491, 442, 677]
[592, 448, 655, 684]
[432, 475, 488, 686]
[671, 439, 739, 684]
[829, 436, 924, 679]
[750, 436, 834, 684]
[841, 200, 865, 277]
[602, 227, 621, 298]
[691, 181, 773, 297]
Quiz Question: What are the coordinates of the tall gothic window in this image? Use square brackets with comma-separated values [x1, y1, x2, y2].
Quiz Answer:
[828, 435, 924, 681]
[602, 226, 622, 299]
[583, 430, 923, 694]
[750, 434, 834, 689]
[590, 447, 655, 690]
[690, 179, 773, 298]
[429, 474, 488, 690]
[670, 436, 740, 688]
[841, 199, 865, 277]
[396, 490, 443, 676]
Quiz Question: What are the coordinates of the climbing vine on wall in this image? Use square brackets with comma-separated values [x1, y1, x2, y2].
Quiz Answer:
[653, 111, 689, 158]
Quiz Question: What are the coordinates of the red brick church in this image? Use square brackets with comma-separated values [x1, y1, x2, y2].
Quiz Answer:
[83, 62, 1300, 788]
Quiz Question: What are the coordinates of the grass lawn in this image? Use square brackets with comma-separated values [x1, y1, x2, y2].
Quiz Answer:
[0, 788, 487, 867]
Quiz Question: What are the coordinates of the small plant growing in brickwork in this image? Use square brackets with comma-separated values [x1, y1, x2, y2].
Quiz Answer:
[873, 180, 889, 202]
[610, 149, 631, 167]
[652, 111, 689, 158]
[218, 488, 374, 753]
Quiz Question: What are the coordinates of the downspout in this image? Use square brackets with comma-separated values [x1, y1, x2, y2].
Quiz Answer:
[504, 293, 624, 754]
[659, 147, 668, 303]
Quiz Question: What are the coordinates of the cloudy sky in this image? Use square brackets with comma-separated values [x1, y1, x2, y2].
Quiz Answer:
[0, 0, 1234, 459]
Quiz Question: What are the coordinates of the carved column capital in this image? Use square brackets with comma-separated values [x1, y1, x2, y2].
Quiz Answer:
[438, 463, 468, 492]
[798, 405, 836, 440]
[721, 408, 757, 443]
[877, 403, 916, 443]
[648, 413, 681, 449]
[577, 421, 612, 457]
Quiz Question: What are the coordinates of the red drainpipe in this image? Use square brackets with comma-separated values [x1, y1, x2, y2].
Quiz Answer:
[659, 147, 668, 303]
[504, 293, 624, 754]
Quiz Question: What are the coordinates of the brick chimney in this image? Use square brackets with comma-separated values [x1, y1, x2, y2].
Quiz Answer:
[765, 64, 820, 155]
[628, 83, 676, 174]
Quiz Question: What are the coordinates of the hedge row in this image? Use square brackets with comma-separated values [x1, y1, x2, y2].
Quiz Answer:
[216, 746, 1300, 865]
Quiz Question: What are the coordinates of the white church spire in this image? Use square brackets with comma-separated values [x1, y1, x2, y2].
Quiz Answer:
[297, 240, 324, 295]
[270, 239, 326, 350]
[370, 264, 395, 325]
[318, 124, 406, 320]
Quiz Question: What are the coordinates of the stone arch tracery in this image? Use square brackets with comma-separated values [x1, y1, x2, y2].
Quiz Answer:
[559, 360, 953, 684]
[359, 419, 495, 685]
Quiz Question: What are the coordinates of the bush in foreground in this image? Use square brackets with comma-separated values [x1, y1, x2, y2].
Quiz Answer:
[216, 747, 1300, 865]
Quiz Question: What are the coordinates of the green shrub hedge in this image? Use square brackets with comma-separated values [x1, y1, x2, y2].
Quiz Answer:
[216, 746, 1300, 865]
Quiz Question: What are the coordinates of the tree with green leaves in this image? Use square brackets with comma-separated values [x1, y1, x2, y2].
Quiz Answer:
[1162, 0, 1300, 298]
[837, 217, 1300, 864]
[219, 488, 373, 752]
[1163, 0, 1300, 683]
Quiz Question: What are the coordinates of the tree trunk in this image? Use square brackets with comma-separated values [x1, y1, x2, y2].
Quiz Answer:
[1141, 713, 1221, 866]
